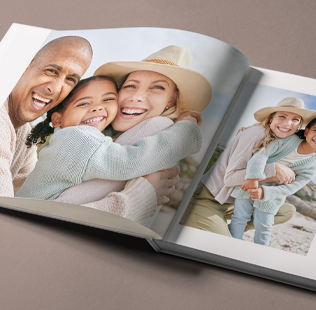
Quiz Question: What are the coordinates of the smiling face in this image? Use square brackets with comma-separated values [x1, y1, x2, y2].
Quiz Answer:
[111, 70, 177, 132]
[51, 79, 118, 132]
[269, 111, 302, 138]
[9, 43, 91, 129]
[303, 124, 316, 153]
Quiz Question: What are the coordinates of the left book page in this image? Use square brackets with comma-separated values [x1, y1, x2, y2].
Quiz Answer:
[0, 24, 249, 240]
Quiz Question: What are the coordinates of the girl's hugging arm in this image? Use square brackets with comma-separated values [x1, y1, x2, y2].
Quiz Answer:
[260, 168, 316, 203]
[244, 138, 281, 181]
[83, 120, 202, 181]
[223, 127, 276, 188]
[241, 139, 282, 191]
[230, 138, 284, 200]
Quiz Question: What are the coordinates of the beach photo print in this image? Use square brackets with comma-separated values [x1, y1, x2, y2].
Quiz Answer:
[182, 81, 316, 256]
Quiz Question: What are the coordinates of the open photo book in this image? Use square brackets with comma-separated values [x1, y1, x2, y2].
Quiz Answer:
[1, 23, 316, 291]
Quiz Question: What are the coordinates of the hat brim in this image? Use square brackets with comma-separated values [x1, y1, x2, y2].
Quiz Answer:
[254, 106, 316, 127]
[94, 61, 212, 112]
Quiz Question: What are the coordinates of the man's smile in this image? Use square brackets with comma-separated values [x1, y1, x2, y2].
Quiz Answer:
[32, 92, 52, 109]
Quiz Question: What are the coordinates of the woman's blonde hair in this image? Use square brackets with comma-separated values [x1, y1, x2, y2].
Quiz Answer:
[237, 112, 303, 154]
[160, 86, 181, 120]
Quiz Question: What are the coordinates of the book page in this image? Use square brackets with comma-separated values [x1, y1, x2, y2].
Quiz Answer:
[164, 67, 316, 280]
[0, 24, 249, 240]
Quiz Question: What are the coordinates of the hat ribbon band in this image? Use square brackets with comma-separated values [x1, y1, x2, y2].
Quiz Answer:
[278, 105, 303, 109]
[143, 59, 179, 67]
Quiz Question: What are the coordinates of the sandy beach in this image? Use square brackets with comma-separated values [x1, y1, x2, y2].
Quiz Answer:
[153, 206, 316, 256]
[243, 213, 316, 255]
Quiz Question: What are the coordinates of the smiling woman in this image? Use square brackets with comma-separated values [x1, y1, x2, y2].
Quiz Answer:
[94, 45, 213, 126]
[110, 70, 178, 132]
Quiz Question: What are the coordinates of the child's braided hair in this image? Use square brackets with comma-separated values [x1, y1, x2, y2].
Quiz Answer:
[26, 75, 118, 148]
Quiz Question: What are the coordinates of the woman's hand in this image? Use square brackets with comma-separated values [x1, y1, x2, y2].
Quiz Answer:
[241, 179, 259, 191]
[248, 187, 264, 201]
[174, 111, 203, 125]
[143, 165, 180, 205]
[275, 163, 296, 185]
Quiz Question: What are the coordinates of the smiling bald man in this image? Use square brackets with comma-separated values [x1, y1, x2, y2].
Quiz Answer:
[0, 36, 93, 196]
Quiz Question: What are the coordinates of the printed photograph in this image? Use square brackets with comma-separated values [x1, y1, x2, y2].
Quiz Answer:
[181, 82, 316, 255]
[1, 27, 249, 235]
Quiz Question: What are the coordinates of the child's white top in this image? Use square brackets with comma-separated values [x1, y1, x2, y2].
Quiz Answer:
[277, 148, 315, 166]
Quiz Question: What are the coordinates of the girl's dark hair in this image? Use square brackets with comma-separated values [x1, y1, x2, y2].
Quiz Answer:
[26, 75, 118, 148]
[295, 118, 316, 140]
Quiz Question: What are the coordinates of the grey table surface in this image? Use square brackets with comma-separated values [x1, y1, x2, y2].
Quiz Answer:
[1, 1, 316, 309]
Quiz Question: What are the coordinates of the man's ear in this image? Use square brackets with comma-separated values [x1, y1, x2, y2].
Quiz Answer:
[51, 112, 63, 128]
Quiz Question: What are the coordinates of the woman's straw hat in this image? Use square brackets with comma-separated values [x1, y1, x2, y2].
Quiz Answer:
[254, 97, 316, 127]
[94, 45, 212, 112]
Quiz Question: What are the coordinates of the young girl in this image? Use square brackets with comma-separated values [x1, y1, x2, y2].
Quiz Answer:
[16, 74, 203, 201]
[52, 45, 213, 226]
[230, 102, 316, 246]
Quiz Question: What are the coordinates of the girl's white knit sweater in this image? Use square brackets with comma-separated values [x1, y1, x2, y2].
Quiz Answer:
[16, 120, 201, 200]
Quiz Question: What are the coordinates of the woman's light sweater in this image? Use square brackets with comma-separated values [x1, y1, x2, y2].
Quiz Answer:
[201, 125, 276, 204]
[16, 119, 201, 201]
[231, 134, 316, 215]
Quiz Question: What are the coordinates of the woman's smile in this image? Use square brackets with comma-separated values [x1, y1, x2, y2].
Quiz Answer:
[120, 107, 147, 117]
[111, 70, 177, 132]
[270, 111, 301, 138]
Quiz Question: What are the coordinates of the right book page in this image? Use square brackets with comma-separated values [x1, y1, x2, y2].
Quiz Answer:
[163, 67, 316, 282]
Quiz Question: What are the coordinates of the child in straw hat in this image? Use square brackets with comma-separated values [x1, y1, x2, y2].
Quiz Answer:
[229, 98, 316, 246]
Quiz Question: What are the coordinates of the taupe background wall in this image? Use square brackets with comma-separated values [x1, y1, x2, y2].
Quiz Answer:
[1, 1, 316, 309]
